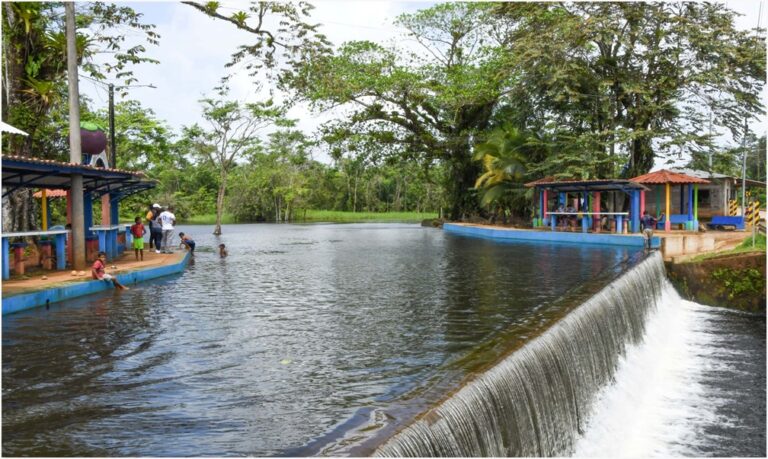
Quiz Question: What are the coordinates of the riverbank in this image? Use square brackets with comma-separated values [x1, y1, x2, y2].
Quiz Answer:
[178, 210, 438, 224]
[665, 235, 766, 313]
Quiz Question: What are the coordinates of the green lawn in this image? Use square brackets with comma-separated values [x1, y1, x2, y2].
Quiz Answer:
[178, 210, 438, 224]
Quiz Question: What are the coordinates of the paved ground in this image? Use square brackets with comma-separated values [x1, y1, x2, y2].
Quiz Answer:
[2, 249, 188, 296]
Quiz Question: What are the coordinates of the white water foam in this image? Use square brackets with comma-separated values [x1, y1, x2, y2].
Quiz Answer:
[573, 281, 747, 457]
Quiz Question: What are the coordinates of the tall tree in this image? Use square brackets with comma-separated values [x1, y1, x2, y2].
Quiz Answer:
[493, 2, 766, 179]
[290, 3, 516, 220]
[181, 96, 288, 235]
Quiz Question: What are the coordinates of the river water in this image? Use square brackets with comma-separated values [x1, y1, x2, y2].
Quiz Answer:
[2, 223, 764, 456]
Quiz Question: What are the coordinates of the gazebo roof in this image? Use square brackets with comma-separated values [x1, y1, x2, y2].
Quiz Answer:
[2, 155, 156, 199]
[630, 169, 710, 185]
[524, 177, 649, 192]
[32, 189, 68, 198]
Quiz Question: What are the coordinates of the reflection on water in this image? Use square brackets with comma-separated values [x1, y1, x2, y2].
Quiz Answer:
[3, 223, 635, 456]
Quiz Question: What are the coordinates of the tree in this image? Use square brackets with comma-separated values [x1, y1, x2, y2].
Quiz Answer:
[492, 2, 766, 179]
[1, 2, 159, 231]
[181, 1, 331, 90]
[181, 97, 288, 235]
[473, 126, 528, 206]
[290, 3, 517, 220]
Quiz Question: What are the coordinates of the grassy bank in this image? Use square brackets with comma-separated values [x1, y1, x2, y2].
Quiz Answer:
[300, 210, 437, 222]
[179, 210, 438, 224]
[688, 233, 766, 263]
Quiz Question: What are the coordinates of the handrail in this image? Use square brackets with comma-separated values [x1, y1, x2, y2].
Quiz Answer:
[1, 230, 70, 237]
[548, 212, 629, 216]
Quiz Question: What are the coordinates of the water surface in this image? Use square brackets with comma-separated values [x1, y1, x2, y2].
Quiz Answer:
[3, 223, 636, 456]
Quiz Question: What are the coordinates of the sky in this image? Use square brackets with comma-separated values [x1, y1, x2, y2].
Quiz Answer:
[81, 1, 767, 165]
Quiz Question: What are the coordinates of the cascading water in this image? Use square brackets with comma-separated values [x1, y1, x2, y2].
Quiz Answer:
[375, 252, 667, 457]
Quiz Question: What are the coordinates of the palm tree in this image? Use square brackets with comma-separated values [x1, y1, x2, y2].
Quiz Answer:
[473, 126, 530, 220]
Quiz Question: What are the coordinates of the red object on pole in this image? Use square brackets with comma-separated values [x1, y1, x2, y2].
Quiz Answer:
[543, 190, 548, 218]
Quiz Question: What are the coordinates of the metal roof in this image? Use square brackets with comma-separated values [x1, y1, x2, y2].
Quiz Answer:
[670, 167, 766, 187]
[2, 155, 156, 199]
[524, 178, 649, 193]
[630, 169, 709, 185]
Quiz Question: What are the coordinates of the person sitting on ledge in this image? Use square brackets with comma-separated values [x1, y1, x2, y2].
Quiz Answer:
[91, 251, 128, 290]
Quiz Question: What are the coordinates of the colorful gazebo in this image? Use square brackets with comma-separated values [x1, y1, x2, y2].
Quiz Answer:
[630, 169, 710, 232]
[525, 178, 650, 234]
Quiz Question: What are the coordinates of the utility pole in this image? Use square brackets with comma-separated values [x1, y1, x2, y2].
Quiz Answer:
[66, 3, 86, 270]
[109, 83, 116, 168]
[741, 118, 748, 216]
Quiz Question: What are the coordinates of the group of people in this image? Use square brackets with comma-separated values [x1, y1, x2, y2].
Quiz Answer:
[144, 204, 178, 254]
[555, 203, 580, 231]
[92, 203, 229, 290]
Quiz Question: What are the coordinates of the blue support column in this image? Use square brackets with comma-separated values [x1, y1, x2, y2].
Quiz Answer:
[83, 193, 94, 238]
[538, 189, 544, 227]
[108, 229, 118, 259]
[55, 233, 67, 270]
[551, 214, 557, 231]
[124, 224, 133, 247]
[97, 230, 107, 255]
[616, 215, 623, 234]
[559, 192, 566, 207]
[630, 190, 640, 233]
[687, 183, 694, 230]
[2, 238, 9, 280]
[110, 198, 119, 228]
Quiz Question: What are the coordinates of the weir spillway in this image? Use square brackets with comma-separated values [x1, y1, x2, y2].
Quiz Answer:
[376, 252, 666, 456]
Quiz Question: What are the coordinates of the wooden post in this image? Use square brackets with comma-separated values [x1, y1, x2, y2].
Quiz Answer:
[41, 189, 48, 230]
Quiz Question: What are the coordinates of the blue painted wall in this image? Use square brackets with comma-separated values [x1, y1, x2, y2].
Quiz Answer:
[444, 223, 660, 249]
[3, 252, 190, 316]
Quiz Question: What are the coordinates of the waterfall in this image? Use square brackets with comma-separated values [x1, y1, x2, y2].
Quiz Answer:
[375, 252, 666, 457]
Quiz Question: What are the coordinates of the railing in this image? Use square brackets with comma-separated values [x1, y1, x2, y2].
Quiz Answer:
[546, 212, 630, 234]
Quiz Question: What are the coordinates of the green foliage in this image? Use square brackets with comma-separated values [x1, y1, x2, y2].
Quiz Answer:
[736, 234, 767, 251]
[2, 2, 159, 156]
[712, 267, 766, 299]
[492, 2, 765, 179]
[473, 126, 529, 209]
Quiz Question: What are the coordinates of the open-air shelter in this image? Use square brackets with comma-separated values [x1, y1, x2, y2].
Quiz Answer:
[629, 169, 710, 232]
[526, 178, 650, 234]
[1, 154, 155, 278]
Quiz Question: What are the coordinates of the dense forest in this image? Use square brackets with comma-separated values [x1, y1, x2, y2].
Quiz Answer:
[2, 2, 765, 231]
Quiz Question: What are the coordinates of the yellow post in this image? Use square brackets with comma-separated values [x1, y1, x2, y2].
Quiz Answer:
[665, 183, 671, 232]
[41, 189, 48, 230]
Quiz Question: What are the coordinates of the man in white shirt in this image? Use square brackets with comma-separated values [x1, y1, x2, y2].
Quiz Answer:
[158, 206, 176, 253]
